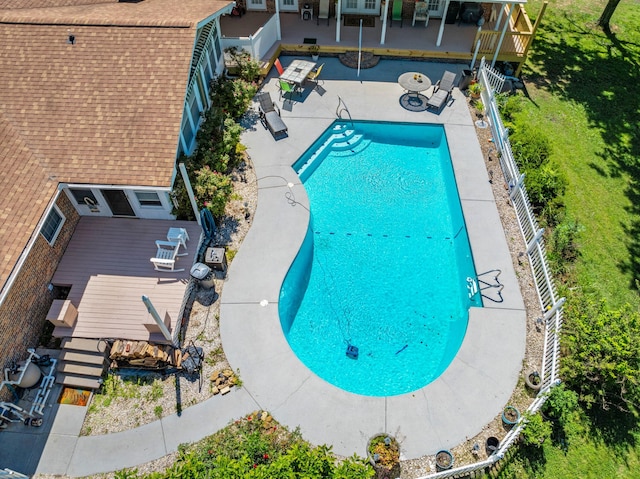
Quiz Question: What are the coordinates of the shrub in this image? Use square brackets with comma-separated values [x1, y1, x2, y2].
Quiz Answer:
[547, 217, 584, 276]
[224, 47, 262, 83]
[520, 411, 552, 447]
[561, 294, 640, 414]
[193, 166, 234, 217]
[524, 162, 567, 213]
[210, 76, 257, 120]
[510, 124, 552, 170]
[543, 383, 579, 427]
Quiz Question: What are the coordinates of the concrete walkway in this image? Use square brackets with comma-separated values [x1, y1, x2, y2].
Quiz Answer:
[25, 58, 525, 477]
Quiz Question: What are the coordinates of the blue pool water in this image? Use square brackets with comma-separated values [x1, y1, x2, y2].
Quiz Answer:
[279, 120, 481, 396]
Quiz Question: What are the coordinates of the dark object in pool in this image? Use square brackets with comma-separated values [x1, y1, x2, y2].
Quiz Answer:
[396, 344, 408, 355]
[346, 344, 359, 359]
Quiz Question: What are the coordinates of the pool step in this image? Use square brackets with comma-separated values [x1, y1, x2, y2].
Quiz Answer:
[297, 124, 368, 180]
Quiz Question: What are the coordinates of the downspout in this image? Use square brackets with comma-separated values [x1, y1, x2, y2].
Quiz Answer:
[491, 2, 513, 67]
[380, 0, 390, 44]
[436, 0, 450, 47]
[179, 163, 202, 226]
[515, 1, 548, 76]
[275, 0, 282, 41]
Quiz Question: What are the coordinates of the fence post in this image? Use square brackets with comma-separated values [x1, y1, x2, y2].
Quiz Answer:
[509, 173, 525, 199]
[544, 297, 566, 322]
[526, 228, 545, 254]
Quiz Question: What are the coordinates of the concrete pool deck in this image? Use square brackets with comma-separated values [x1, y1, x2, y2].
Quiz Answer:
[27, 58, 526, 477]
[221, 57, 526, 459]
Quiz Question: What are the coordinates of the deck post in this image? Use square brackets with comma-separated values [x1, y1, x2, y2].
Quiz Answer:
[515, 1, 548, 76]
[436, 0, 450, 47]
[336, 0, 342, 42]
[275, 0, 281, 40]
[494, 2, 506, 31]
[380, 0, 390, 44]
[491, 2, 513, 67]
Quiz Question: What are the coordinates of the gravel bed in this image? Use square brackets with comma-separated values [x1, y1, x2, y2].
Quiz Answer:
[73, 94, 545, 478]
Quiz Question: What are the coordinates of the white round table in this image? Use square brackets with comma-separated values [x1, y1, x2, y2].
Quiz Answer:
[398, 72, 432, 106]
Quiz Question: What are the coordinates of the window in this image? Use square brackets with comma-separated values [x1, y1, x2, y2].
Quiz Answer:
[135, 191, 163, 207]
[41, 206, 65, 245]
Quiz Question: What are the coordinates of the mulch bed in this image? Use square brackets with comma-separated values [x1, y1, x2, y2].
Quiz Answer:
[338, 51, 381, 69]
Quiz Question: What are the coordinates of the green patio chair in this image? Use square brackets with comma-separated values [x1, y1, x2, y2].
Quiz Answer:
[278, 79, 297, 100]
[390, 0, 403, 28]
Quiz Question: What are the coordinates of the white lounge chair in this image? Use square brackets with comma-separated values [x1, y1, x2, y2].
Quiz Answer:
[317, 0, 330, 25]
[150, 240, 184, 272]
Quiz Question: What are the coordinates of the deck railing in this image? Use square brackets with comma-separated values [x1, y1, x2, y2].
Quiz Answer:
[472, 4, 533, 57]
[413, 59, 564, 479]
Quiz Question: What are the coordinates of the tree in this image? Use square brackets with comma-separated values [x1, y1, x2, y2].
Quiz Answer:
[598, 0, 622, 31]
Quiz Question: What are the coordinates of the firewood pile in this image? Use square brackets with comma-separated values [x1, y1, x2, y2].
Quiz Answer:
[109, 340, 203, 372]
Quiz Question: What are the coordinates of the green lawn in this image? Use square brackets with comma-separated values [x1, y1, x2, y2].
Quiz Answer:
[494, 1, 640, 477]
[522, 0, 640, 307]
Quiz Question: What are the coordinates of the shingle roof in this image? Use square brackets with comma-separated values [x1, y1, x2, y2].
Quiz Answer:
[0, 0, 232, 292]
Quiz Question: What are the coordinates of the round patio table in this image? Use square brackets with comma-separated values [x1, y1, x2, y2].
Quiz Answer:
[398, 72, 432, 107]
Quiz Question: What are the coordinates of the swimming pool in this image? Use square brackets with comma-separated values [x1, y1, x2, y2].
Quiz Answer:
[279, 120, 481, 396]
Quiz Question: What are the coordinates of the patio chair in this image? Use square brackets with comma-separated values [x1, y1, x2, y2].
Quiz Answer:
[426, 70, 456, 112]
[317, 0, 330, 25]
[390, 0, 403, 27]
[279, 78, 298, 99]
[412, 1, 430, 27]
[257, 92, 288, 139]
[307, 63, 324, 88]
[274, 58, 285, 76]
[150, 240, 184, 272]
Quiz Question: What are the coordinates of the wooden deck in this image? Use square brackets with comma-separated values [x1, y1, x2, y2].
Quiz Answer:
[221, 10, 529, 64]
[50, 217, 202, 343]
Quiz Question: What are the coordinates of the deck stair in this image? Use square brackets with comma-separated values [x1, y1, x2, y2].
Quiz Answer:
[55, 338, 111, 390]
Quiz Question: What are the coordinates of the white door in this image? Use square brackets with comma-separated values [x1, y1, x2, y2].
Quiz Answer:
[247, 0, 267, 11]
[342, 0, 380, 15]
[280, 0, 299, 12]
[427, 0, 445, 18]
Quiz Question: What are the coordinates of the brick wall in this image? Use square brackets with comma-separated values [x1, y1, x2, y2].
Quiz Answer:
[0, 193, 79, 388]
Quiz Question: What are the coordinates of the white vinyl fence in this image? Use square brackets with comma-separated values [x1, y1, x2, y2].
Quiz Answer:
[414, 59, 564, 479]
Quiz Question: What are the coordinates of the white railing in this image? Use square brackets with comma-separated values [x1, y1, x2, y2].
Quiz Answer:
[413, 59, 564, 479]
[221, 14, 279, 62]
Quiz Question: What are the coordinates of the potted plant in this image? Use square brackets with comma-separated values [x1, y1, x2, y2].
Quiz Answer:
[502, 405, 520, 427]
[367, 434, 400, 478]
[309, 44, 320, 61]
[435, 449, 454, 470]
[469, 81, 483, 99]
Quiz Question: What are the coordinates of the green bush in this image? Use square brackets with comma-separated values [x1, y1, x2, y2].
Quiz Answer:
[210, 76, 258, 120]
[524, 162, 567, 214]
[193, 166, 234, 217]
[510, 124, 552, 170]
[118, 412, 374, 479]
[547, 217, 584, 276]
[543, 383, 579, 427]
[223, 47, 262, 83]
[521, 411, 552, 448]
[561, 294, 640, 414]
